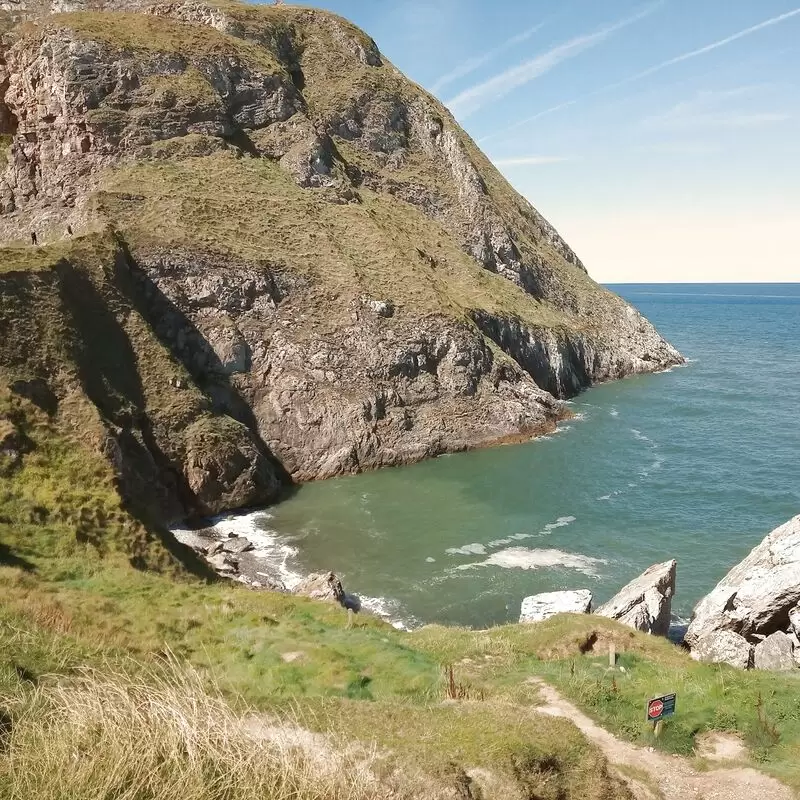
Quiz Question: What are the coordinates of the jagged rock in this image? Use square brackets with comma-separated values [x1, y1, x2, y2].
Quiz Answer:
[0, 0, 684, 528]
[690, 631, 753, 669]
[685, 516, 800, 648]
[207, 552, 238, 573]
[753, 631, 796, 671]
[221, 536, 253, 554]
[519, 590, 592, 623]
[205, 541, 225, 556]
[595, 560, 676, 636]
[292, 572, 346, 606]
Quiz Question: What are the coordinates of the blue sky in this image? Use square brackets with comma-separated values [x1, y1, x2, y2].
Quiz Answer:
[287, 1, 799, 282]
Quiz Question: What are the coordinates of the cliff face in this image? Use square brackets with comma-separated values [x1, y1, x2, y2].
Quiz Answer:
[0, 0, 683, 529]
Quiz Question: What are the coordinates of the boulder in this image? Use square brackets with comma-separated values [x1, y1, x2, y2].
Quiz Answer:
[595, 560, 676, 636]
[207, 552, 238, 574]
[293, 572, 346, 606]
[753, 631, 796, 671]
[685, 515, 800, 649]
[690, 631, 753, 669]
[519, 590, 592, 624]
[221, 536, 254, 555]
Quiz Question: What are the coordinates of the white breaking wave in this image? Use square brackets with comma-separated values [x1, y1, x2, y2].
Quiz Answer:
[542, 515, 576, 532]
[172, 510, 305, 589]
[358, 596, 420, 631]
[450, 514, 577, 559]
[458, 547, 606, 576]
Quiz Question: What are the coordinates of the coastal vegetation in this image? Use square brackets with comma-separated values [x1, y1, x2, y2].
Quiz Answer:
[1, 1, 796, 797]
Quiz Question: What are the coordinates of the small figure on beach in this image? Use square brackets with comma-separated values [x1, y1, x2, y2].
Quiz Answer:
[30, 231, 37, 246]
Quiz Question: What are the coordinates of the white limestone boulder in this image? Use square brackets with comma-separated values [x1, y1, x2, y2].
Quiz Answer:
[685, 515, 800, 649]
[519, 590, 592, 624]
[595, 560, 676, 636]
[690, 630, 753, 669]
[753, 631, 796, 671]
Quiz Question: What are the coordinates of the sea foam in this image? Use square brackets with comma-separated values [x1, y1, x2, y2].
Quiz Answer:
[459, 547, 606, 577]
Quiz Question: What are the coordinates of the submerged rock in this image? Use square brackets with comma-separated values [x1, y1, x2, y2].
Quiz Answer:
[595, 560, 676, 636]
[690, 631, 753, 669]
[753, 631, 796, 671]
[685, 515, 800, 650]
[519, 590, 593, 624]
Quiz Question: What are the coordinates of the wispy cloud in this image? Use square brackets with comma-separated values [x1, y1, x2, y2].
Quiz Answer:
[492, 155, 575, 167]
[642, 85, 792, 131]
[601, 7, 800, 93]
[485, 7, 800, 139]
[445, 2, 660, 119]
[431, 21, 546, 95]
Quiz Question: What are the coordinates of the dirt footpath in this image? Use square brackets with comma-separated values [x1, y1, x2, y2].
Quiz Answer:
[529, 678, 795, 800]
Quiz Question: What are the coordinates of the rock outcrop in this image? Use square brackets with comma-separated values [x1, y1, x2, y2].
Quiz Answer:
[686, 515, 800, 669]
[595, 560, 676, 636]
[519, 590, 593, 623]
[292, 572, 346, 606]
[0, 0, 683, 549]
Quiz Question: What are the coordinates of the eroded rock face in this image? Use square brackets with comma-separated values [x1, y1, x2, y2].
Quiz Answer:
[686, 516, 800, 646]
[519, 590, 593, 623]
[595, 560, 676, 637]
[690, 631, 753, 669]
[0, 0, 684, 518]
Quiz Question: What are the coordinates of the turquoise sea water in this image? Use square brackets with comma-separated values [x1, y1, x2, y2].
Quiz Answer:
[261, 284, 800, 629]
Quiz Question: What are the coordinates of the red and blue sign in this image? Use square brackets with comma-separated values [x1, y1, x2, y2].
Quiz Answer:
[646, 693, 676, 722]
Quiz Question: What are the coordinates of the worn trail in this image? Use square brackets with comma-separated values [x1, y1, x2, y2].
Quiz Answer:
[530, 678, 794, 800]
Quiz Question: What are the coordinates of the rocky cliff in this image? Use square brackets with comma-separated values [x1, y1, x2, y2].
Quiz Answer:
[0, 0, 683, 546]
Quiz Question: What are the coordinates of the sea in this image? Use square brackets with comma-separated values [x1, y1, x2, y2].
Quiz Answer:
[210, 284, 800, 630]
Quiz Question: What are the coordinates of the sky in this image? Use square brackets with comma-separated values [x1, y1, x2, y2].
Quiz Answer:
[285, 0, 800, 283]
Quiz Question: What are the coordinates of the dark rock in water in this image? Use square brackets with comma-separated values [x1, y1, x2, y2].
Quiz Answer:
[595, 560, 676, 637]
[293, 572, 346, 606]
[343, 593, 362, 612]
[754, 631, 795, 671]
[222, 536, 254, 555]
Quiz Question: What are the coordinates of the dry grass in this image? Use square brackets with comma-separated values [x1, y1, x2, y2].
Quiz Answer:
[0, 658, 407, 800]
